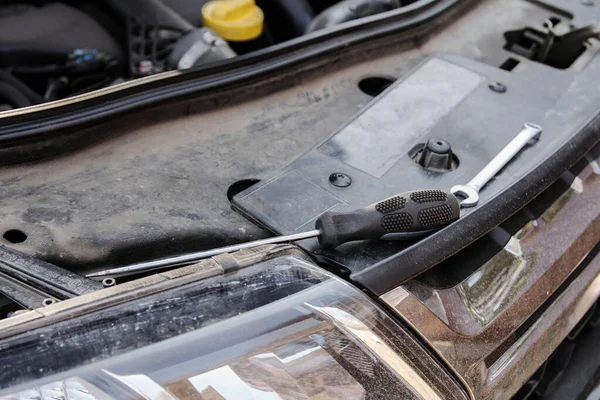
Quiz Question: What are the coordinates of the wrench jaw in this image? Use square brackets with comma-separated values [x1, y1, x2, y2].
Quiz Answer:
[450, 184, 480, 208]
[450, 123, 543, 209]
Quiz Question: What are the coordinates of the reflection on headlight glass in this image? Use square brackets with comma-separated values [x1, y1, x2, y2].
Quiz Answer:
[0, 378, 97, 400]
[171, 332, 367, 399]
[2, 326, 419, 400]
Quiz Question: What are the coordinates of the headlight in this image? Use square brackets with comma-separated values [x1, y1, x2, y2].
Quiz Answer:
[0, 253, 466, 400]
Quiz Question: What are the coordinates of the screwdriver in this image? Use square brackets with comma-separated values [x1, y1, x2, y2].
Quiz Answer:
[88, 123, 542, 279]
[87, 189, 460, 278]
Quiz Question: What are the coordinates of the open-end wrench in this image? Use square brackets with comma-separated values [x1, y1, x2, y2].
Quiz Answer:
[88, 123, 542, 278]
[451, 123, 543, 208]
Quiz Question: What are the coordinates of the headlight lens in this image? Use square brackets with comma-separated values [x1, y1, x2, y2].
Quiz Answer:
[1, 256, 466, 400]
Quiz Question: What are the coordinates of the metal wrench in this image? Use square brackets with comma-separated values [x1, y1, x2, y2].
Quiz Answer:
[451, 123, 543, 207]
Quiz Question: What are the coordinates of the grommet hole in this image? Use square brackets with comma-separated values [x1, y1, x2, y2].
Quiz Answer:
[358, 76, 396, 97]
[3, 229, 27, 244]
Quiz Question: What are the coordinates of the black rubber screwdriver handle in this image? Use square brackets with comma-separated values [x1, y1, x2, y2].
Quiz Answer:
[315, 190, 460, 249]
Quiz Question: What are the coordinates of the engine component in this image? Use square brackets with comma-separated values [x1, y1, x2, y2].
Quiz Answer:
[0, 82, 30, 110]
[161, 0, 212, 27]
[0, 70, 44, 109]
[307, 0, 401, 33]
[168, 28, 236, 70]
[202, 0, 265, 53]
[269, 0, 315, 37]
[105, 0, 195, 76]
[504, 18, 600, 69]
[0, 3, 124, 68]
[0, 71, 43, 106]
[0, 3, 124, 106]
[105, 0, 194, 33]
[14, 49, 120, 77]
[202, 0, 264, 42]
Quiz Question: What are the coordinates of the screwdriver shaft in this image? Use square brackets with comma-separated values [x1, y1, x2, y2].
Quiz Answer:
[86, 229, 322, 278]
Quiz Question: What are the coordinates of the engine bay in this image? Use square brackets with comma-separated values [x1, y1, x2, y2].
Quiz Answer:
[0, 0, 420, 111]
[0, 0, 599, 397]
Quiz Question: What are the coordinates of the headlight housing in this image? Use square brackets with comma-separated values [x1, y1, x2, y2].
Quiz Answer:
[0, 250, 467, 400]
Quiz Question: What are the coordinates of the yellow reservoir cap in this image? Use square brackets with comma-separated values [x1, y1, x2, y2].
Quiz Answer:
[202, 0, 264, 42]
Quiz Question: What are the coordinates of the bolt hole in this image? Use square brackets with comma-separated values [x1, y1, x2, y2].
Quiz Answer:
[42, 298, 56, 307]
[358, 76, 396, 97]
[3, 229, 27, 244]
[227, 179, 261, 202]
[102, 278, 116, 288]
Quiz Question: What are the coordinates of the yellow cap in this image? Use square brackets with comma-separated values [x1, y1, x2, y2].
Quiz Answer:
[202, 0, 264, 42]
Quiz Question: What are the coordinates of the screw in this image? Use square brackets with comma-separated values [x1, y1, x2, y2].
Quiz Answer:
[581, 0, 594, 5]
[488, 82, 507, 93]
[329, 172, 352, 188]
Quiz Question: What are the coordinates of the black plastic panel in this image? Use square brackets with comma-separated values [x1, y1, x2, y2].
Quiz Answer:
[233, 53, 599, 286]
